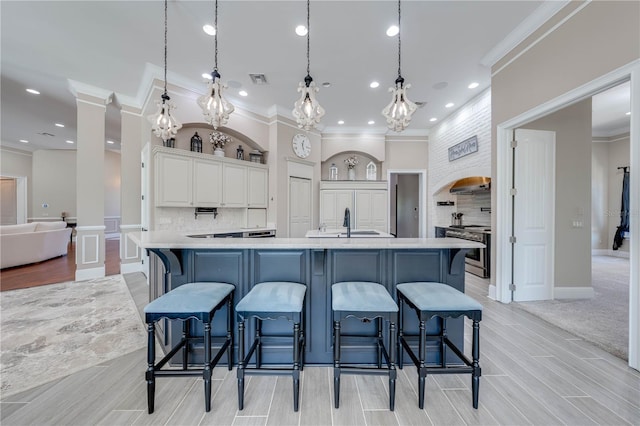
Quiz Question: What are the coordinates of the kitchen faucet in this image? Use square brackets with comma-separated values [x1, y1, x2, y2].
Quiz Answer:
[343, 207, 351, 238]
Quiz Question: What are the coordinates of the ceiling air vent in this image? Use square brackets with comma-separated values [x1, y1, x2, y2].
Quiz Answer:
[415, 101, 426, 108]
[249, 73, 268, 85]
[37, 132, 55, 137]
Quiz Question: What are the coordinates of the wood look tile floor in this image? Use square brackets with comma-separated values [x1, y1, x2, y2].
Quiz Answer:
[1, 273, 639, 425]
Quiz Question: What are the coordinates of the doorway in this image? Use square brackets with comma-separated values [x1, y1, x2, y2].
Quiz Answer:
[388, 170, 427, 237]
[289, 177, 311, 237]
[0, 175, 27, 224]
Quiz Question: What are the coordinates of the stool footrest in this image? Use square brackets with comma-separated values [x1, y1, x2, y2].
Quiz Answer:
[337, 366, 396, 376]
[154, 370, 209, 377]
[240, 367, 300, 375]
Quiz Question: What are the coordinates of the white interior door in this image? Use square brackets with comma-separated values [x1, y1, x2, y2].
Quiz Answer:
[289, 177, 311, 237]
[513, 128, 555, 301]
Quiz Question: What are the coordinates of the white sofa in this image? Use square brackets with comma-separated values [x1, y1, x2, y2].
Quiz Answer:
[0, 222, 72, 269]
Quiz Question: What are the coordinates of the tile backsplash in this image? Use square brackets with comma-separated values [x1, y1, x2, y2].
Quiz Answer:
[155, 207, 247, 232]
[434, 191, 491, 228]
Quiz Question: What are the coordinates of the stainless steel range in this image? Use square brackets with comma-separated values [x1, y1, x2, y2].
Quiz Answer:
[444, 225, 490, 278]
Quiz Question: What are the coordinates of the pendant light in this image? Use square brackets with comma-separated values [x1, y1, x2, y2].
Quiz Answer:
[198, 0, 234, 129]
[382, 0, 417, 132]
[148, 0, 182, 142]
[292, 0, 324, 130]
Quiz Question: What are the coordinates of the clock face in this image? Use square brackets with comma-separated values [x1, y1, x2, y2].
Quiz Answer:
[292, 133, 311, 158]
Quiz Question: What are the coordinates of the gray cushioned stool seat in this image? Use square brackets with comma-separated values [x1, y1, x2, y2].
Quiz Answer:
[144, 282, 235, 414]
[396, 282, 482, 318]
[331, 281, 398, 411]
[235, 281, 306, 316]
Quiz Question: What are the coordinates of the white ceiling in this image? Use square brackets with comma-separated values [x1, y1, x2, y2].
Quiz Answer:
[0, 1, 629, 153]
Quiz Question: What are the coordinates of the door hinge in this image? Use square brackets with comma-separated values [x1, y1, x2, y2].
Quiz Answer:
[511, 140, 518, 149]
[509, 283, 516, 291]
[141, 162, 145, 168]
[509, 236, 517, 244]
[510, 188, 517, 196]
[141, 195, 145, 201]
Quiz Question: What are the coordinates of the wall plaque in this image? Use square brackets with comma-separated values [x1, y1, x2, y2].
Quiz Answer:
[448, 135, 478, 161]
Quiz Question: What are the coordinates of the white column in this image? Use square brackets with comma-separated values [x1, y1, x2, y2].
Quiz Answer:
[119, 103, 144, 273]
[68, 80, 113, 281]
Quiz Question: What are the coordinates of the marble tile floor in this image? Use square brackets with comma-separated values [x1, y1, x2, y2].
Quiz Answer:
[1, 273, 638, 425]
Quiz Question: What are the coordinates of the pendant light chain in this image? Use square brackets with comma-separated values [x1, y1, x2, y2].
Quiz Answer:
[397, 0, 402, 79]
[163, 0, 168, 95]
[214, 0, 219, 71]
[306, 0, 310, 76]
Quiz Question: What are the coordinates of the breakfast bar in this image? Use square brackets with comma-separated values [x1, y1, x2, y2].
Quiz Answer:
[129, 232, 483, 366]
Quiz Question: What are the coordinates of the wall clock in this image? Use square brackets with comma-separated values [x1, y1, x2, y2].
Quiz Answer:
[292, 133, 311, 158]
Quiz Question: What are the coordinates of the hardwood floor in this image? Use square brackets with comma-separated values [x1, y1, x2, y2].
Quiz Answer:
[0, 239, 120, 291]
[1, 272, 638, 425]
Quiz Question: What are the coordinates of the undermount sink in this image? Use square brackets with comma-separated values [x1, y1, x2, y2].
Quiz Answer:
[340, 230, 380, 236]
[187, 234, 216, 238]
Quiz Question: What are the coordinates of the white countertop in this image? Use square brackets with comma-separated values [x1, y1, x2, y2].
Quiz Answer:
[305, 229, 395, 238]
[128, 231, 484, 250]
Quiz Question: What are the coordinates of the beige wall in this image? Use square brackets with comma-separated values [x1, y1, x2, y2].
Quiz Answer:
[32, 150, 76, 219]
[592, 141, 609, 250]
[104, 150, 121, 217]
[0, 148, 33, 217]
[490, 0, 640, 287]
[383, 137, 428, 173]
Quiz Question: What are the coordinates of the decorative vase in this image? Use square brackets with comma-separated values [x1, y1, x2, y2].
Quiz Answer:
[214, 147, 225, 157]
[348, 168, 356, 181]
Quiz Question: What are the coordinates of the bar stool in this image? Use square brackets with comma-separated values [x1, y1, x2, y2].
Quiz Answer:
[332, 281, 398, 411]
[396, 282, 482, 409]
[235, 281, 307, 412]
[144, 282, 234, 414]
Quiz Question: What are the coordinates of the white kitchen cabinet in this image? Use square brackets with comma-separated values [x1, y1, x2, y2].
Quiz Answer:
[319, 181, 388, 232]
[221, 163, 247, 207]
[193, 158, 222, 207]
[155, 152, 193, 207]
[247, 167, 268, 208]
[320, 190, 354, 229]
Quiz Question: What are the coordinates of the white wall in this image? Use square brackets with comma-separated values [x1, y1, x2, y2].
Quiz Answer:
[608, 135, 631, 253]
[0, 147, 33, 217]
[592, 141, 609, 250]
[32, 150, 76, 219]
[427, 89, 492, 233]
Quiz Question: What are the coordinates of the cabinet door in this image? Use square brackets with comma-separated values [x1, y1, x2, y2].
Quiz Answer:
[222, 163, 247, 207]
[247, 167, 268, 208]
[370, 190, 388, 232]
[193, 159, 222, 207]
[155, 153, 192, 207]
[355, 190, 373, 229]
[320, 190, 353, 229]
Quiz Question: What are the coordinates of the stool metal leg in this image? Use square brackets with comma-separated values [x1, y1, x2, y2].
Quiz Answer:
[397, 298, 404, 369]
[237, 320, 246, 410]
[203, 322, 212, 412]
[182, 320, 189, 370]
[389, 320, 397, 411]
[146, 322, 156, 414]
[377, 318, 383, 368]
[255, 318, 262, 368]
[333, 320, 341, 409]
[227, 296, 234, 370]
[472, 319, 481, 409]
[441, 318, 447, 367]
[293, 322, 301, 412]
[418, 319, 427, 409]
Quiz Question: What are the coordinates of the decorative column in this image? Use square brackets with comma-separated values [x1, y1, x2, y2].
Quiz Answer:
[68, 80, 113, 281]
[119, 103, 144, 273]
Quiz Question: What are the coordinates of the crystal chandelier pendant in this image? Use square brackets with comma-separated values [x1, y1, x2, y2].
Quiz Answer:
[293, 75, 325, 130]
[198, 69, 235, 129]
[149, 93, 182, 141]
[382, 76, 417, 132]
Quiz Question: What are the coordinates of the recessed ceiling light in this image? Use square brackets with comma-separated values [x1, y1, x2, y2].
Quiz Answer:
[107, 140, 115, 144]
[445, 102, 454, 108]
[369, 81, 380, 89]
[26, 88, 40, 95]
[55, 123, 65, 127]
[19, 139, 28, 143]
[203, 24, 216, 36]
[386, 25, 399, 37]
[322, 82, 331, 88]
[295, 25, 308, 36]
[468, 82, 479, 89]
[626, 111, 631, 115]
[368, 120, 375, 125]
[239, 90, 248, 97]
[65, 140, 74, 144]
[202, 73, 213, 80]
[429, 117, 437, 122]
[338, 120, 345, 125]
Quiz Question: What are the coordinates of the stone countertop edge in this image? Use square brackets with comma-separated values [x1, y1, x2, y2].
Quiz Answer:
[128, 231, 484, 250]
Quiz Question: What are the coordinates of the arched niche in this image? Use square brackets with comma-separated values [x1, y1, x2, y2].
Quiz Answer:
[322, 151, 381, 181]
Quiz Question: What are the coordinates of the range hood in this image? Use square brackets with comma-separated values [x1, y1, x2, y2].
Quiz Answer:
[449, 177, 491, 194]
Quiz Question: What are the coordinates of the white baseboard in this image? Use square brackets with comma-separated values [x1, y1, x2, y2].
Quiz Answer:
[554, 286, 594, 299]
[488, 284, 497, 301]
[75, 266, 106, 282]
[120, 261, 144, 274]
[592, 248, 630, 258]
[591, 249, 608, 256]
[105, 233, 120, 240]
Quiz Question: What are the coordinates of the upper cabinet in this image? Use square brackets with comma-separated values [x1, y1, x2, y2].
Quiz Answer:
[319, 181, 388, 232]
[154, 146, 267, 209]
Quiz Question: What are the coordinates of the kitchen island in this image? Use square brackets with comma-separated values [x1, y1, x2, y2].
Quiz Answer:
[129, 231, 483, 366]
